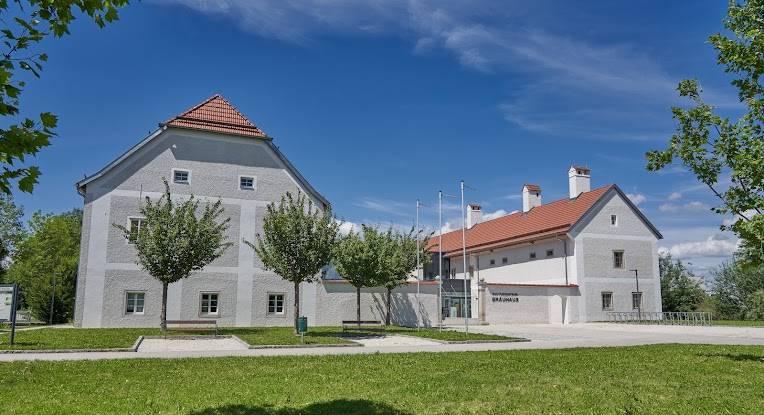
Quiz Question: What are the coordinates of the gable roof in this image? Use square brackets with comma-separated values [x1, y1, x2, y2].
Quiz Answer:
[161, 94, 267, 138]
[430, 184, 659, 256]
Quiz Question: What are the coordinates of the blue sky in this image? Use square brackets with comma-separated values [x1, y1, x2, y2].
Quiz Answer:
[11, 1, 741, 275]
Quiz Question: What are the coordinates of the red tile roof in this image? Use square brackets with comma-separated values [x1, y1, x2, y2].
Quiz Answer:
[430, 185, 612, 256]
[162, 94, 267, 138]
[524, 184, 541, 192]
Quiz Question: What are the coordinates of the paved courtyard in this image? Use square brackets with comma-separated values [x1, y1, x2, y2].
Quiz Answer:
[1, 323, 763, 362]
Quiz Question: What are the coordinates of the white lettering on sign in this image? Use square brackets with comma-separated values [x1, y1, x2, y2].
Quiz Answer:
[491, 292, 519, 303]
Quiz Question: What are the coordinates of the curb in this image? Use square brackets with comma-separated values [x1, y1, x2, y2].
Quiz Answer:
[0, 336, 144, 354]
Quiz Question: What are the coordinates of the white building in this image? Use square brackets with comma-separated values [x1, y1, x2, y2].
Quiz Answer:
[429, 167, 663, 324]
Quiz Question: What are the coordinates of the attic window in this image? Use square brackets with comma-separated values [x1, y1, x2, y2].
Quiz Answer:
[173, 169, 190, 184]
[489, 259, 495, 266]
[610, 214, 618, 226]
[502, 257, 508, 264]
[240, 176, 255, 190]
[546, 249, 554, 257]
[529, 252, 536, 260]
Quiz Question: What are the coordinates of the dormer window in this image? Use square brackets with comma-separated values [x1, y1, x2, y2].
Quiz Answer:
[173, 169, 190, 184]
[610, 214, 618, 226]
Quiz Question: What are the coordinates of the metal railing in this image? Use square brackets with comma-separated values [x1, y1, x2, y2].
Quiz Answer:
[606, 311, 712, 326]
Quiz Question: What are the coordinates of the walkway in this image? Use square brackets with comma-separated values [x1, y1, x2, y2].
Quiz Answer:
[1, 323, 763, 362]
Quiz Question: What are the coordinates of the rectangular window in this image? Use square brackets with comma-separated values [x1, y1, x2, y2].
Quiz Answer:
[601, 292, 613, 311]
[200, 293, 219, 316]
[529, 252, 536, 260]
[268, 293, 285, 315]
[128, 218, 146, 243]
[546, 249, 554, 257]
[613, 251, 625, 269]
[240, 176, 255, 190]
[125, 292, 145, 315]
[502, 257, 508, 264]
[610, 214, 618, 226]
[173, 169, 190, 184]
[489, 259, 495, 266]
[632, 292, 642, 310]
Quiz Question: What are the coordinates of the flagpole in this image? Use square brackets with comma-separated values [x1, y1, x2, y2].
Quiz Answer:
[460, 180, 469, 334]
[438, 191, 443, 332]
[416, 199, 421, 330]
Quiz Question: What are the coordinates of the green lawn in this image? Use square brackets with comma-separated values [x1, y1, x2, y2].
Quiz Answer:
[712, 320, 764, 327]
[1, 344, 763, 414]
[0, 326, 513, 350]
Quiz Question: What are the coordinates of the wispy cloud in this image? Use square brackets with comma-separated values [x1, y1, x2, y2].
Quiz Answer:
[659, 233, 738, 261]
[626, 193, 647, 206]
[658, 201, 711, 213]
[354, 197, 413, 217]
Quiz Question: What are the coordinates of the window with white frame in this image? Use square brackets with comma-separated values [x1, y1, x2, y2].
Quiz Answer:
[610, 214, 618, 226]
[489, 259, 495, 266]
[268, 293, 285, 315]
[173, 169, 190, 184]
[200, 292, 219, 316]
[613, 250, 625, 269]
[240, 176, 255, 190]
[632, 292, 642, 310]
[125, 292, 145, 315]
[601, 292, 613, 311]
[546, 249, 554, 257]
[502, 257, 508, 264]
[128, 218, 146, 243]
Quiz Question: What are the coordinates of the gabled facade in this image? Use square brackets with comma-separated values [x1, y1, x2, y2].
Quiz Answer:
[74, 95, 437, 328]
[429, 167, 662, 324]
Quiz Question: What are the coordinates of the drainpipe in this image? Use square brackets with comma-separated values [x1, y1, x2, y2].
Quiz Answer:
[558, 236, 569, 285]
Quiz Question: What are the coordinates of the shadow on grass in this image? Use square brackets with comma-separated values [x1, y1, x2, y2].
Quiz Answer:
[699, 353, 764, 363]
[188, 399, 410, 415]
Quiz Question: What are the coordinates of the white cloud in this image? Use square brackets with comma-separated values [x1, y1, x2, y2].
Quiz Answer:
[659, 233, 739, 261]
[626, 193, 647, 206]
[336, 219, 360, 236]
[658, 201, 711, 213]
[354, 197, 412, 217]
[668, 192, 682, 201]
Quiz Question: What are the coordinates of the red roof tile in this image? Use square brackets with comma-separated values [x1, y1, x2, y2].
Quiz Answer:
[430, 185, 612, 256]
[524, 184, 541, 192]
[162, 94, 267, 138]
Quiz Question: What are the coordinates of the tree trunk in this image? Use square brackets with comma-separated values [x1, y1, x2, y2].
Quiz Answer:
[356, 286, 361, 329]
[294, 281, 300, 335]
[386, 287, 392, 326]
[160, 282, 168, 333]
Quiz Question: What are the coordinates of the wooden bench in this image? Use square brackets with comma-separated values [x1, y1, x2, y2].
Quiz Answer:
[165, 320, 218, 336]
[341, 320, 382, 331]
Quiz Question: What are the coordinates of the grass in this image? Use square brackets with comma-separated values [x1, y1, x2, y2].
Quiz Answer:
[1, 344, 763, 414]
[339, 325, 517, 342]
[712, 320, 764, 327]
[0, 326, 514, 350]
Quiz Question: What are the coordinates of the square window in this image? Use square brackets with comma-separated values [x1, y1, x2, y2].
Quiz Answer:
[173, 169, 190, 184]
[546, 249, 554, 257]
[128, 218, 146, 243]
[601, 292, 613, 311]
[613, 251, 625, 269]
[125, 292, 145, 315]
[529, 252, 536, 260]
[502, 257, 508, 264]
[489, 259, 495, 266]
[200, 293, 219, 316]
[240, 176, 255, 190]
[610, 214, 618, 226]
[268, 293, 285, 315]
[632, 292, 642, 310]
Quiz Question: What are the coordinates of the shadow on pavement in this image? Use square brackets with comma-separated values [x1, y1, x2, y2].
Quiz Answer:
[698, 352, 764, 363]
[188, 399, 410, 415]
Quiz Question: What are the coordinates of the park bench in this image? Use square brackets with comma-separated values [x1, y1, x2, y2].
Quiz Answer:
[341, 320, 382, 331]
[165, 320, 218, 336]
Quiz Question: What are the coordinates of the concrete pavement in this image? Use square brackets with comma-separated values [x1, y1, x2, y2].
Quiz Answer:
[1, 323, 763, 362]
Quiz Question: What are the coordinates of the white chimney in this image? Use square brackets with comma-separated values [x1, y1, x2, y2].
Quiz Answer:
[522, 184, 541, 212]
[568, 165, 591, 198]
[467, 204, 482, 228]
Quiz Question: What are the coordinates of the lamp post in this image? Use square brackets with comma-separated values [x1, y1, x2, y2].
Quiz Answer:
[630, 269, 641, 320]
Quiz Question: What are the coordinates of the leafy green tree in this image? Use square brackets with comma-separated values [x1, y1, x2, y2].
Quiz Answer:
[0, 194, 24, 279]
[646, 0, 764, 266]
[659, 253, 707, 312]
[114, 182, 232, 332]
[745, 289, 764, 320]
[249, 192, 339, 334]
[5, 209, 80, 323]
[333, 225, 390, 327]
[0, 0, 129, 194]
[380, 228, 432, 326]
[711, 260, 764, 319]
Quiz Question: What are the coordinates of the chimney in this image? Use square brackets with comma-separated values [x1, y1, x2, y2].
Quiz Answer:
[467, 204, 482, 228]
[522, 184, 541, 212]
[568, 165, 591, 198]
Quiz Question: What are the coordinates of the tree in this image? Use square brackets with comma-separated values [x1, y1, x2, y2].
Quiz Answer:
[333, 225, 389, 327]
[0, 194, 24, 279]
[0, 1, 129, 194]
[659, 253, 707, 312]
[5, 209, 80, 323]
[114, 182, 232, 332]
[646, 0, 764, 266]
[249, 192, 339, 334]
[712, 260, 764, 319]
[380, 228, 432, 326]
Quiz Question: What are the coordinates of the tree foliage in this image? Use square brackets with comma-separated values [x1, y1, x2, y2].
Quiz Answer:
[0, 0, 129, 194]
[249, 192, 339, 333]
[114, 181, 232, 331]
[711, 260, 764, 319]
[5, 209, 80, 323]
[0, 194, 24, 278]
[379, 227, 432, 325]
[659, 253, 707, 312]
[646, 0, 764, 266]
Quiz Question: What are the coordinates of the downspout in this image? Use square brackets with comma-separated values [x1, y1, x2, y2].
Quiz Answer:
[559, 236, 569, 285]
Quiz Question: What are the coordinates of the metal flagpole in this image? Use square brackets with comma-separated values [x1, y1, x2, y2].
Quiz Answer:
[438, 191, 443, 332]
[416, 199, 421, 330]
[460, 180, 469, 334]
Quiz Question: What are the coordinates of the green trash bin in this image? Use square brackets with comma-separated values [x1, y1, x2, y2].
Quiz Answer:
[297, 316, 308, 334]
